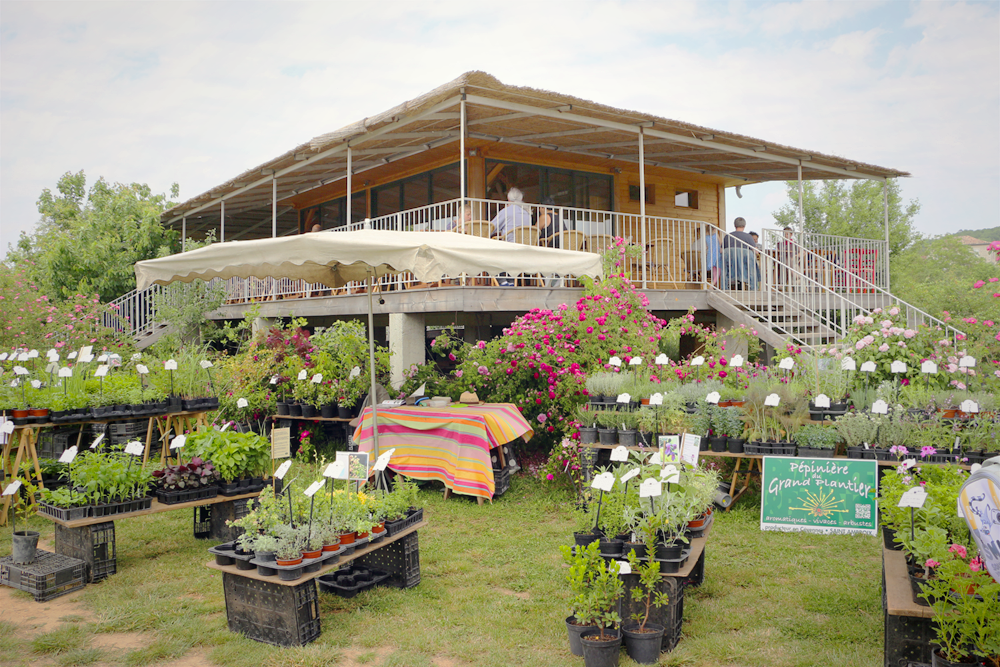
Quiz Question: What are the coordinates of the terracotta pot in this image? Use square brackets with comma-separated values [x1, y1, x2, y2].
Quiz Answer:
[301, 548, 322, 559]
[11, 408, 28, 418]
[939, 409, 958, 418]
[356, 531, 369, 540]
[339, 532, 356, 545]
[322, 543, 340, 552]
[275, 556, 302, 566]
[28, 408, 49, 417]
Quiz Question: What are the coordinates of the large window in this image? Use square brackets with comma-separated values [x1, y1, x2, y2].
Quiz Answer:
[485, 160, 613, 211]
[371, 163, 461, 219]
[299, 192, 366, 232]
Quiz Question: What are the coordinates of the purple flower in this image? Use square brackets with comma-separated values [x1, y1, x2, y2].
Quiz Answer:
[537, 413, 547, 423]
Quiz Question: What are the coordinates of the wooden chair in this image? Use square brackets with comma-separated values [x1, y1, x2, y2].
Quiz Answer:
[646, 238, 685, 288]
[510, 227, 540, 247]
[463, 221, 493, 238]
[549, 230, 586, 251]
[585, 234, 614, 254]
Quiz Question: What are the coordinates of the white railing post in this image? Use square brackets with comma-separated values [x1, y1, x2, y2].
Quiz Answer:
[639, 127, 647, 289]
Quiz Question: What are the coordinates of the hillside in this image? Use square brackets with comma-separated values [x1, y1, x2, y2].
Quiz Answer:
[952, 226, 1000, 242]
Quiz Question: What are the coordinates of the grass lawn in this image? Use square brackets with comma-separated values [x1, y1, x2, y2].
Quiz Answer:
[0, 474, 883, 667]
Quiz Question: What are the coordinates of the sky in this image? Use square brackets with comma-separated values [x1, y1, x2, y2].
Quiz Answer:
[1, 0, 998, 253]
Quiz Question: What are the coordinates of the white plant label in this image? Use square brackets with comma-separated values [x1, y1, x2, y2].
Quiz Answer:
[0, 353, 7, 361]
[91, 433, 104, 449]
[660, 464, 680, 484]
[691, 355, 705, 366]
[898, 486, 928, 509]
[615, 560, 632, 575]
[891, 361, 907, 374]
[960, 399, 979, 414]
[219, 422, 230, 431]
[270, 375, 279, 385]
[616, 393, 631, 404]
[730, 354, 744, 368]
[639, 477, 662, 498]
[778, 357, 794, 370]
[236, 398, 249, 408]
[94, 365, 109, 377]
[3, 480, 22, 496]
[170, 434, 186, 450]
[608, 356, 622, 367]
[373, 448, 396, 472]
[30, 380, 41, 389]
[610, 445, 630, 462]
[68, 351, 78, 360]
[860, 361, 877, 373]
[28, 349, 38, 358]
[200, 360, 213, 369]
[620, 468, 641, 484]
[136, 365, 148, 375]
[132, 353, 142, 361]
[705, 391, 720, 405]
[814, 394, 831, 408]
[654, 353, 669, 365]
[45, 362, 58, 374]
[311, 374, 323, 384]
[960, 356, 976, 368]
[304, 480, 324, 497]
[0, 420, 14, 434]
[628, 356, 642, 366]
[349, 366, 361, 379]
[164, 359, 178, 371]
[97, 353, 108, 362]
[13, 366, 28, 376]
[9, 380, 17, 388]
[871, 400, 889, 415]
[58, 446, 79, 464]
[764, 393, 781, 407]
[59, 366, 73, 378]
[274, 460, 293, 480]
[323, 461, 344, 478]
[18, 353, 29, 362]
[48, 351, 59, 361]
[681, 433, 701, 467]
[648, 393, 663, 406]
[899, 458, 916, 471]
[297, 369, 308, 380]
[591, 471, 615, 492]
[921, 360, 938, 374]
[124, 441, 145, 456]
[841, 357, 857, 371]
[648, 451, 662, 465]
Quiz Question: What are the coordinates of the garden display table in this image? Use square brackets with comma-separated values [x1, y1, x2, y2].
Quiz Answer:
[1, 424, 46, 525]
[881, 540, 935, 667]
[40, 490, 261, 583]
[205, 520, 427, 647]
[354, 404, 532, 503]
[697, 451, 762, 509]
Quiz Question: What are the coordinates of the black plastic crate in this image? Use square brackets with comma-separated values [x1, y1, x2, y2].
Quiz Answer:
[222, 572, 321, 647]
[882, 562, 934, 667]
[493, 468, 511, 498]
[682, 548, 705, 588]
[207, 497, 255, 542]
[193, 506, 213, 539]
[357, 530, 421, 589]
[618, 574, 684, 652]
[54, 521, 116, 583]
[37, 428, 78, 460]
[108, 419, 150, 437]
[0, 550, 86, 601]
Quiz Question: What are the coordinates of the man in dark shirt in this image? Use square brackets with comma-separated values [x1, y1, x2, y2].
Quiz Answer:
[722, 217, 757, 249]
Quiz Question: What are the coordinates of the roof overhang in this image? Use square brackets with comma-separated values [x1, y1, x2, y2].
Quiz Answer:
[163, 71, 908, 227]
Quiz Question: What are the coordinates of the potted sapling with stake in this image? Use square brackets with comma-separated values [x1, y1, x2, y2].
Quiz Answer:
[621, 549, 670, 664]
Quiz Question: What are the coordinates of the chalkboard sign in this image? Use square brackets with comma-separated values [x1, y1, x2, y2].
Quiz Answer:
[761, 457, 878, 535]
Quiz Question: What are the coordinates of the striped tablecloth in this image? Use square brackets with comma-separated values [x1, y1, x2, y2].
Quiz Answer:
[353, 404, 533, 500]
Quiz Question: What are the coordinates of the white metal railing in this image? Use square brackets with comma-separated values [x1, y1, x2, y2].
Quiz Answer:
[104, 284, 166, 338]
[761, 229, 889, 291]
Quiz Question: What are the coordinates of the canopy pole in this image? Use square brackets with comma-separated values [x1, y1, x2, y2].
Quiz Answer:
[884, 179, 890, 292]
[272, 176, 277, 238]
[181, 217, 186, 251]
[639, 127, 647, 288]
[797, 163, 804, 234]
[346, 147, 353, 227]
[460, 91, 467, 222]
[220, 200, 225, 243]
[366, 269, 380, 463]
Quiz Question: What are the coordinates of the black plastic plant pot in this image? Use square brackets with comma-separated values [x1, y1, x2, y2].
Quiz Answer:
[320, 404, 336, 419]
[578, 427, 598, 445]
[622, 623, 665, 664]
[598, 539, 623, 558]
[573, 531, 601, 547]
[727, 437, 744, 454]
[622, 541, 646, 559]
[288, 403, 302, 417]
[580, 629, 621, 667]
[301, 404, 316, 418]
[337, 405, 353, 419]
[654, 540, 683, 560]
[708, 436, 727, 453]
[598, 428, 617, 446]
[618, 430, 638, 447]
[276, 402, 290, 416]
[566, 616, 598, 657]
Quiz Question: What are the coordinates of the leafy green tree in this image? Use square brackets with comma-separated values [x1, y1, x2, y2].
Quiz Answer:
[888, 236, 993, 318]
[6, 170, 180, 303]
[773, 179, 919, 256]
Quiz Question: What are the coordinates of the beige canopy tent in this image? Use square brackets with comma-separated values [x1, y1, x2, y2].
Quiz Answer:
[134, 229, 605, 459]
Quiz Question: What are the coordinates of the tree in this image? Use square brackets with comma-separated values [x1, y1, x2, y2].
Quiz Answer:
[6, 171, 180, 303]
[773, 179, 920, 256]
[888, 236, 994, 319]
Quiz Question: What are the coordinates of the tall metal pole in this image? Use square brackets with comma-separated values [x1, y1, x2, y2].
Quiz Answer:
[797, 163, 804, 233]
[271, 176, 277, 238]
[181, 217, 186, 251]
[884, 179, 891, 292]
[220, 200, 225, 243]
[366, 269, 381, 462]
[460, 92, 467, 222]
[346, 146, 353, 227]
[639, 128, 647, 288]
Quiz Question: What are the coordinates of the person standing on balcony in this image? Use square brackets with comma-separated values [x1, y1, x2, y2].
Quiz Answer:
[536, 196, 566, 246]
[490, 187, 533, 242]
[777, 226, 798, 286]
[722, 217, 757, 249]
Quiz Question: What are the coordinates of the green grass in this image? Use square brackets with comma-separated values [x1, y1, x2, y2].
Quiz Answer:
[1, 475, 884, 667]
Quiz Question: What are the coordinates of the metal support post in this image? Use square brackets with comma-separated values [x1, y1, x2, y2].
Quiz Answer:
[346, 146, 353, 226]
[884, 179, 890, 292]
[181, 217, 186, 251]
[639, 128, 647, 288]
[460, 92, 467, 221]
[271, 176, 277, 238]
[220, 200, 225, 243]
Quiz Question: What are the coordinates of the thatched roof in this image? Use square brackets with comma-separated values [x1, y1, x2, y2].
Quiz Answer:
[163, 71, 908, 226]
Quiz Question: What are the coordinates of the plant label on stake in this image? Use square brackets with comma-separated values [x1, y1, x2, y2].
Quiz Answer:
[648, 393, 663, 406]
[960, 399, 979, 414]
[620, 468, 641, 484]
[841, 357, 857, 371]
[349, 366, 361, 379]
[373, 448, 396, 472]
[616, 560, 632, 574]
[311, 374, 323, 384]
[30, 380, 41, 389]
[591, 472, 615, 493]
[616, 393, 631, 405]
[921, 360, 938, 374]
[648, 451, 662, 465]
[136, 365, 148, 375]
[0, 353, 7, 361]
[322, 461, 345, 478]
[304, 481, 324, 497]
[610, 445, 629, 462]
[960, 356, 976, 368]
[94, 365, 109, 377]
[730, 354, 744, 368]
[3, 479, 22, 496]
[628, 356, 643, 366]
[640, 477, 662, 498]
[200, 360, 213, 369]
[274, 460, 293, 480]
[899, 486, 928, 542]
[297, 369, 308, 381]
[814, 394, 831, 409]
[705, 391, 720, 405]
[170, 434, 186, 450]
[90, 434, 104, 449]
[219, 422, 230, 432]
[124, 441, 145, 457]
[164, 359, 178, 371]
[681, 433, 701, 467]
[237, 398, 249, 409]
[778, 357, 794, 371]
[891, 361, 907, 374]
[1, 420, 14, 435]
[654, 354, 669, 365]
[660, 464, 680, 484]
[608, 356, 622, 367]
[871, 400, 889, 415]
[691, 356, 704, 366]
[764, 393, 781, 407]
[68, 351, 78, 360]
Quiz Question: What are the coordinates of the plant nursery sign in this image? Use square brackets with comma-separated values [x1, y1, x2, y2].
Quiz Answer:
[657, 435, 680, 465]
[271, 428, 291, 459]
[760, 457, 878, 536]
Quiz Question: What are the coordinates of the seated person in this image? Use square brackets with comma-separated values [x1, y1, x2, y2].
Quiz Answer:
[536, 197, 567, 246]
[722, 217, 757, 250]
[490, 187, 533, 242]
[445, 203, 474, 233]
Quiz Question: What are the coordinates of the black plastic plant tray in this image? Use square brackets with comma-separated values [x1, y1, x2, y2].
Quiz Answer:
[317, 567, 390, 598]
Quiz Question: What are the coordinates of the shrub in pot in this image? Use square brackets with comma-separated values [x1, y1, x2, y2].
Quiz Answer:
[621, 550, 669, 664]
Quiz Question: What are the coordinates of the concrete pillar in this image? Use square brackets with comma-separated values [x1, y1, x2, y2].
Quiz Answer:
[390, 312, 426, 389]
[715, 312, 749, 360]
[251, 317, 274, 338]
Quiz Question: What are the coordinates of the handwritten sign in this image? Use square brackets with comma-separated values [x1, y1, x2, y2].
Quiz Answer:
[271, 428, 291, 459]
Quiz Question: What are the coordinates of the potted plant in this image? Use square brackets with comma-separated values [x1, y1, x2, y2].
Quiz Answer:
[559, 540, 600, 657]
[576, 405, 599, 444]
[10, 477, 40, 564]
[621, 550, 669, 664]
[793, 424, 840, 458]
[561, 540, 624, 666]
[596, 411, 618, 446]
[714, 407, 745, 453]
[273, 524, 305, 566]
[253, 534, 279, 562]
[616, 411, 639, 447]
